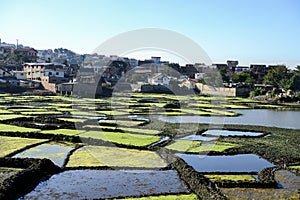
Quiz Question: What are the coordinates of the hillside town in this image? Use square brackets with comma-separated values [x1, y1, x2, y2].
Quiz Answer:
[0, 39, 299, 101]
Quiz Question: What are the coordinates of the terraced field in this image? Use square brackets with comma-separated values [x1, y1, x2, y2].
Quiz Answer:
[0, 93, 299, 199]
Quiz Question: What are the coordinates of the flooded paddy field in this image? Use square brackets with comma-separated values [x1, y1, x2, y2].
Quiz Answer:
[24, 170, 190, 199]
[0, 93, 299, 199]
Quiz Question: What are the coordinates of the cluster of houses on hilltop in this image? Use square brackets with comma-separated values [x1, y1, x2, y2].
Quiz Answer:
[0, 39, 283, 96]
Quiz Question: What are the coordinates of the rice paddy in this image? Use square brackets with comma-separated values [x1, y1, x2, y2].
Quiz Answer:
[0, 92, 298, 199]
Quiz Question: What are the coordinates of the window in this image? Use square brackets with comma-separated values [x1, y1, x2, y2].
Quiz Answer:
[56, 72, 59, 76]
[49, 72, 52, 76]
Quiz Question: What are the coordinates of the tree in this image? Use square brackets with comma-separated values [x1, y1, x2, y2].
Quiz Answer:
[263, 65, 290, 89]
[286, 74, 300, 91]
[203, 71, 223, 87]
[232, 71, 256, 84]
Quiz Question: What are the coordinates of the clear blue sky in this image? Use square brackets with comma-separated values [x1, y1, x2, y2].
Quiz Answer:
[1, 0, 299, 67]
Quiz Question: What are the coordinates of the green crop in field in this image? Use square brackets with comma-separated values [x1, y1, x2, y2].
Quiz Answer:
[165, 140, 202, 152]
[0, 123, 40, 132]
[0, 136, 47, 157]
[166, 140, 238, 153]
[0, 114, 27, 121]
[41, 129, 85, 136]
[205, 174, 256, 182]
[66, 145, 167, 168]
[81, 131, 161, 147]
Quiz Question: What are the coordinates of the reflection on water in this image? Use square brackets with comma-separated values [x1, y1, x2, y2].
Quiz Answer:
[158, 109, 300, 129]
[176, 154, 275, 173]
[202, 130, 264, 137]
[180, 135, 218, 141]
[13, 143, 74, 167]
[23, 170, 189, 199]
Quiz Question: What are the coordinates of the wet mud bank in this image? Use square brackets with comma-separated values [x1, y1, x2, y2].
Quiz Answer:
[0, 157, 60, 200]
[158, 148, 226, 200]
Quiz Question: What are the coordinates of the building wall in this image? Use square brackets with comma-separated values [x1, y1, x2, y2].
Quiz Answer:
[195, 83, 250, 97]
[41, 80, 56, 93]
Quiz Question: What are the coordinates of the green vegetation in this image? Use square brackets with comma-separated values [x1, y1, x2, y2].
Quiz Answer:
[41, 129, 85, 136]
[0, 136, 47, 157]
[67, 145, 167, 168]
[289, 165, 300, 169]
[0, 114, 26, 121]
[204, 174, 256, 182]
[0, 123, 40, 132]
[166, 140, 238, 153]
[81, 131, 161, 147]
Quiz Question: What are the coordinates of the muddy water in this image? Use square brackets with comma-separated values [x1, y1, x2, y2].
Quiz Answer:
[13, 143, 75, 167]
[176, 154, 275, 173]
[23, 170, 190, 199]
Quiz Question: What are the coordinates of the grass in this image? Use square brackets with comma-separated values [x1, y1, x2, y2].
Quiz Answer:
[0, 123, 40, 132]
[204, 174, 256, 182]
[0, 136, 47, 157]
[119, 194, 198, 200]
[66, 145, 167, 168]
[165, 140, 238, 153]
[81, 131, 161, 147]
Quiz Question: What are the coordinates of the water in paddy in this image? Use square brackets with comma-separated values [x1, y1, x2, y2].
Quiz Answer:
[23, 170, 189, 199]
[176, 154, 275, 173]
[13, 143, 74, 167]
[158, 109, 300, 129]
[221, 170, 300, 200]
[180, 135, 218, 141]
[202, 130, 265, 137]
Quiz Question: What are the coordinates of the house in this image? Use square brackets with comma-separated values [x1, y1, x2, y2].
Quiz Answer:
[0, 67, 12, 77]
[15, 48, 38, 62]
[23, 63, 65, 81]
[12, 71, 27, 80]
[250, 64, 267, 83]
[149, 73, 170, 85]
[235, 66, 250, 73]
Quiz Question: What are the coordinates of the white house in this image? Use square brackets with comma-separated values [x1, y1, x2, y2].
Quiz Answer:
[194, 73, 205, 80]
[12, 71, 27, 80]
[149, 73, 170, 85]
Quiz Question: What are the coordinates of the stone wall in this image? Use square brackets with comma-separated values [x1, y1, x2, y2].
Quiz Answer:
[195, 83, 250, 97]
